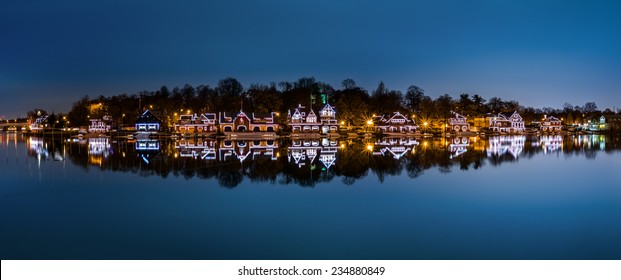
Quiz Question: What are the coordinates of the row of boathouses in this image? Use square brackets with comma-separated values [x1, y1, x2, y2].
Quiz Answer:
[23, 103, 616, 136]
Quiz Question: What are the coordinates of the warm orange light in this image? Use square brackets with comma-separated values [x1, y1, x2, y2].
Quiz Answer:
[366, 144, 373, 151]
[367, 120, 373, 125]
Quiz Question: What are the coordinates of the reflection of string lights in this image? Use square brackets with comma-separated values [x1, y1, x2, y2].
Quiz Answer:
[88, 138, 111, 156]
[488, 135, 525, 158]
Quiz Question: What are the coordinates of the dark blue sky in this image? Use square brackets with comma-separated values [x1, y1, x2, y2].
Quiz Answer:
[1, 0, 620, 118]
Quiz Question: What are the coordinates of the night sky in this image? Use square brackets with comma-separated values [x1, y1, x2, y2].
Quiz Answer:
[1, 0, 620, 119]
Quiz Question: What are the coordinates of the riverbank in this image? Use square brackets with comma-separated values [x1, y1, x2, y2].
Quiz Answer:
[14, 128, 621, 141]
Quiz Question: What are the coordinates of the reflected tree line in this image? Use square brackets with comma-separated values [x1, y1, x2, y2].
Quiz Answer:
[27, 135, 621, 188]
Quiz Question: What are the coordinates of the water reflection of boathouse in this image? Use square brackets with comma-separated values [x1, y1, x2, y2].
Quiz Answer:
[175, 138, 217, 160]
[136, 139, 161, 164]
[448, 137, 470, 159]
[89, 138, 111, 157]
[288, 138, 338, 169]
[372, 137, 419, 159]
[487, 136, 525, 158]
[87, 137, 111, 166]
[588, 135, 606, 150]
[569, 135, 606, 151]
[29, 137, 49, 158]
[219, 139, 278, 163]
[535, 135, 563, 154]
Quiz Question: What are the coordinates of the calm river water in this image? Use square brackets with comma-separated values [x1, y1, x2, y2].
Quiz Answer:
[1, 132, 620, 259]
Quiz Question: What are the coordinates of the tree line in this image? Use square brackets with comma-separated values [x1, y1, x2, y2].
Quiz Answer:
[28, 77, 615, 129]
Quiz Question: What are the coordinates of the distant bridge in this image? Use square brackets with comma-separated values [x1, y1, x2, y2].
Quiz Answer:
[0, 122, 29, 129]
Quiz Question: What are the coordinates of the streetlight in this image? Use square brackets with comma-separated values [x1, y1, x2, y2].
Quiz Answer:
[365, 119, 373, 134]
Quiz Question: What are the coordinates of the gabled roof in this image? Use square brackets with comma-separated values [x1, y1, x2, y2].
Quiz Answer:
[386, 112, 409, 122]
[377, 112, 416, 125]
[492, 111, 522, 122]
[200, 113, 217, 121]
[136, 110, 161, 123]
[220, 111, 249, 123]
[491, 114, 509, 121]
[545, 116, 561, 122]
[450, 111, 467, 119]
[320, 103, 336, 113]
[291, 108, 301, 117]
[34, 115, 49, 124]
[508, 111, 522, 119]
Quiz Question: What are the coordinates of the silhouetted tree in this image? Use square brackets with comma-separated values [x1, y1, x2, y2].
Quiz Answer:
[216, 77, 244, 112]
[434, 94, 454, 129]
[471, 94, 487, 116]
[334, 85, 370, 126]
[247, 83, 282, 114]
[341, 78, 357, 90]
[458, 93, 473, 116]
[67, 96, 90, 126]
[487, 97, 503, 114]
[583, 102, 598, 114]
[405, 85, 425, 114]
[371, 81, 404, 115]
